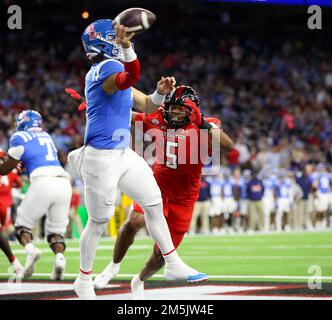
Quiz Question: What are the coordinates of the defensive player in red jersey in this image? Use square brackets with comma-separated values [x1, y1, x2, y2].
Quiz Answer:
[93, 86, 234, 299]
[0, 149, 24, 278]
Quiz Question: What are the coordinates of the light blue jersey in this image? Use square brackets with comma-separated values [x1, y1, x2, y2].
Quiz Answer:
[234, 177, 247, 200]
[209, 178, 222, 197]
[275, 179, 291, 199]
[263, 176, 277, 198]
[10, 130, 61, 175]
[222, 179, 234, 198]
[317, 173, 331, 194]
[84, 59, 133, 149]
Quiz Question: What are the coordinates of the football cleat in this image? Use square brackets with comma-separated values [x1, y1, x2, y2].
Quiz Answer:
[51, 253, 66, 281]
[164, 260, 208, 283]
[23, 247, 41, 279]
[73, 274, 96, 300]
[93, 262, 120, 289]
[131, 275, 145, 300]
[11, 257, 25, 280]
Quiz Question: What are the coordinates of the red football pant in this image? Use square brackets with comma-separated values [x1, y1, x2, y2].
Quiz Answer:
[133, 196, 195, 249]
[0, 203, 12, 231]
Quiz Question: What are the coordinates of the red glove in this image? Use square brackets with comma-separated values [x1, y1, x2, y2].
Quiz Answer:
[183, 98, 203, 127]
[78, 102, 87, 111]
[65, 88, 83, 101]
[65, 88, 86, 111]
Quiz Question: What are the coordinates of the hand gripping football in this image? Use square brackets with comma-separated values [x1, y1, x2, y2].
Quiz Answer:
[113, 8, 156, 34]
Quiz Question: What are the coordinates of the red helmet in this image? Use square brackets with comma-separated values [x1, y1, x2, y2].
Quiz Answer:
[163, 85, 200, 128]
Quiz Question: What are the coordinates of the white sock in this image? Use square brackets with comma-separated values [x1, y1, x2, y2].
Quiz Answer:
[79, 271, 92, 281]
[142, 202, 175, 256]
[79, 219, 107, 272]
[108, 261, 120, 274]
[163, 250, 181, 264]
[132, 274, 144, 285]
[25, 243, 35, 254]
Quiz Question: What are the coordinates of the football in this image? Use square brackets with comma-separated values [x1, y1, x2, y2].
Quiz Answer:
[113, 8, 156, 34]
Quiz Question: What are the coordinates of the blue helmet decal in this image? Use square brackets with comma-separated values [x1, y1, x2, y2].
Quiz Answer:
[81, 19, 121, 60]
[16, 110, 43, 131]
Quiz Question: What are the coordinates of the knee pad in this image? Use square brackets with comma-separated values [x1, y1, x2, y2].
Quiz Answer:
[47, 233, 66, 250]
[14, 226, 33, 241]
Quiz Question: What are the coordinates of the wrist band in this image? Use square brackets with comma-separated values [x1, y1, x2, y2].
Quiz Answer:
[122, 45, 137, 62]
[150, 89, 165, 105]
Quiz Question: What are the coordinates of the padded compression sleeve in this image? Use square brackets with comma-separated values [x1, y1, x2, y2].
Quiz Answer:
[115, 59, 141, 90]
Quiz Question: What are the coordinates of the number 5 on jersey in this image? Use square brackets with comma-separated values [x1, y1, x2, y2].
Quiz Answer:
[166, 141, 178, 169]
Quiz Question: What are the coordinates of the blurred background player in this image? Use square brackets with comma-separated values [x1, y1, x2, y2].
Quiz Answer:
[239, 169, 251, 231]
[0, 149, 24, 279]
[221, 168, 237, 233]
[70, 20, 209, 299]
[190, 176, 211, 235]
[208, 171, 224, 234]
[261, 168, 277, 232]
[296, 164, 314, 230]
[275, 170, 292, 232]
[311, 163, 331, 229]
[231, 167, 244, 233]
[288, 171, 303, 230]
[246, 169, 265, 232]
[0, 110, 72, 280]
[93, 85, 233, 299]
[0, 149, 22, 235]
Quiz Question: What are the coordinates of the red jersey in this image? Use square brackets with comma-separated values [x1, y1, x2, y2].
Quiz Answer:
[0, 171, 22, 206]
[134, 109, 221, 202]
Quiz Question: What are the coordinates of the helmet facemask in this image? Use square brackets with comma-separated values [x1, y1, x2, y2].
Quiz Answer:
[165, 103, 192, 128]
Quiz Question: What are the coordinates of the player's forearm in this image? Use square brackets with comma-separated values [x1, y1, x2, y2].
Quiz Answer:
[210, 129, 234, 152]
[133, 88, 165, 114]
[145, 92, 165, 113]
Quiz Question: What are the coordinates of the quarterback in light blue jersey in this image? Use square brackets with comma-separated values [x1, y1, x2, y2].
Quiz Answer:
[69, 19, 207, 299]
[0, 110, 72, 281]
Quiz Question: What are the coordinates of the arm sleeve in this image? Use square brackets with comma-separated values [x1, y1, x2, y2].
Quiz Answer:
[115, 59, 141, 90]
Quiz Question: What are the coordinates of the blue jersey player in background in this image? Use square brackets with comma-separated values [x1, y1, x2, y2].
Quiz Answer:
[68, 19, 207, 299]
[0, 110, 72, 281]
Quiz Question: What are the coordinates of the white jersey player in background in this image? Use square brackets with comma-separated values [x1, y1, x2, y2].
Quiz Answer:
[0, 110, 72, 280]
[69, 19, 207, 299]
[208, 172, 224, 234]
[311, 163, 331, 229]
[274, 170, 292, 232]
[261, 169, 277, 232]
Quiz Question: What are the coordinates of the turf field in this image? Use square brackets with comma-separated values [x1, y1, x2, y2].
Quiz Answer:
[1, 230, 332, 283]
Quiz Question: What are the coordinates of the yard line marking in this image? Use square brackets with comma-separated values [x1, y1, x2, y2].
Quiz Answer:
[7, 255, 332, 262]
[11, 244, 150, 254]
[1, 273, 332, 280]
